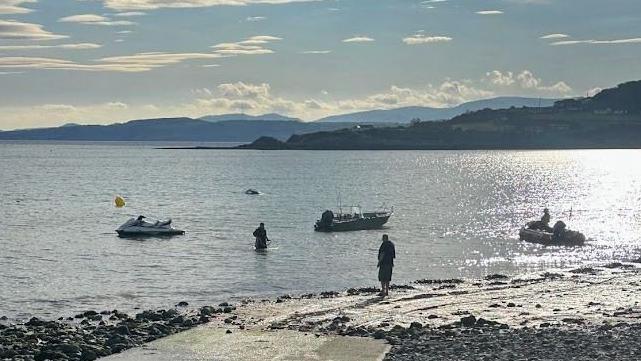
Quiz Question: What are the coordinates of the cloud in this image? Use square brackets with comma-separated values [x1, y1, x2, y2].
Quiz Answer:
[485, 70, 572, 94]
[211, 35, 281, 55]
[102, 0, 322, 11]
[402, 34, 452, 45]
[0, 0, 34, 14]
[0, 52, 224, 72]
[0, 20, 68, 40]
[246, 16, 266, 21]
[114, 11, 146, 17]
[342, 36, 374, 43]
[189, 72, 569, 120]
[485, 70, 515, 86]
[476, 10, 503, 15]
[0, 43, 102, 50]
[550, 38, 641, 46]
[301, 50, 332, 54]
[540, 33, 569, 40]
[59, 14, 136, 26]
[1, 70, 577, 128]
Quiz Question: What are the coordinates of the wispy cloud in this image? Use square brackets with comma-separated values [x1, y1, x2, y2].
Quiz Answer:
[0, 52, 224, 72]
[0, 43, 102, 50]
[540, 33, 569, 40]
[342, 36, 374, 43]
[246, 16, 266, 22]
[211, 35, 281, 55]
[102, 0, 321, 11]
[403, 33, 452, 45]
[476, 10, 504, 15]
[551, 38, 641, 46]
[114, 11, 146, 17]
[301, 50, 332, 54]
[0, 19, 68, 40]
[0, 0, 34, 14]
[59, 14, 136, 26]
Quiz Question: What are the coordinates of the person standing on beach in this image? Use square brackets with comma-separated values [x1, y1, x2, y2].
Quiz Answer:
[378, 234, 395, 296]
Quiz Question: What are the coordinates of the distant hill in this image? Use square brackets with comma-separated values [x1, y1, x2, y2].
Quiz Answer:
[200, 113, 300, 122]
[240, 80, 641, 150]
[316, 97, 557, 123]
[0, 117, 361, 142]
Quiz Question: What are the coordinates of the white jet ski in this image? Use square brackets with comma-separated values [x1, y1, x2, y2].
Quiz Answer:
[116, 216, 185, 237]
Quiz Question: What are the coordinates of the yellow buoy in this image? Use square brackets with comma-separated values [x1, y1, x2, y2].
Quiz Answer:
[115, 196, 126, 208]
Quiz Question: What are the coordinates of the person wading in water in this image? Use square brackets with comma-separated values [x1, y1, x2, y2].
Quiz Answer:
[377, 234, 396, 297]
[253, 222, 269, 249]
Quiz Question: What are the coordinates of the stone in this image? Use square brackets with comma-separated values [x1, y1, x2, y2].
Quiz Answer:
[459, 315, 477, 327]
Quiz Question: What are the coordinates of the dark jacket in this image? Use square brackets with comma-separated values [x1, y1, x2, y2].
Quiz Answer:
[253, 228, 267, 241]
[378, 240, 396, 267]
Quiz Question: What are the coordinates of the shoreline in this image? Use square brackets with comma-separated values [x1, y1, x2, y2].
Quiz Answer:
[2, 261, 641, 360]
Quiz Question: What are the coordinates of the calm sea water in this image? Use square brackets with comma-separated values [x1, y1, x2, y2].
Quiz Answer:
[1, 142, 641, 320]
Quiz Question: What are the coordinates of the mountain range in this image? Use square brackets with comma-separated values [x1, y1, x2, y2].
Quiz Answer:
[315, 97, 557, 123]
[0, 96, 558, 142]
[240, 80, 641, 150]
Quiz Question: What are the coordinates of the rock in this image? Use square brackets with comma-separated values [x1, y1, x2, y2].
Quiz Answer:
[459, 315, 477, 327]
[80, 349, 98, 361]
[427, 315, 439, 319]
[200, 306, 217, 316]
[176, 301, 189, 307]
[169, 316, 185, 325]
[56, 343, 81, 356]
[109, 343, 129, 353]
[219, 302, 230, 307]
[83, 310, 98, 317]
[114, 324, 131, 335]
[409, 322, 423, 329]
[35, 350, 68, 361]
[226, 330, 232, 334]
[485, 274, 509, 281]
[25, 317, 46, 327]
[507, 302, 516, 307]
[372, 330, 386, 339]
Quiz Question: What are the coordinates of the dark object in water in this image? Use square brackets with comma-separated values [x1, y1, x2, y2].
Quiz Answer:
[255, 237, 268, 250]
[519, 224, 585, 246]
[245, 189, 260, 195]
[314, 206, 392, 232]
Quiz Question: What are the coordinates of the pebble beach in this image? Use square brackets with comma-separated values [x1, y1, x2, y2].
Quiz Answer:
[3, 260, 641, 360]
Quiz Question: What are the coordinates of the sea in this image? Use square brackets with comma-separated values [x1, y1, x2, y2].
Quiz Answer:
[1, 141, 640, 320]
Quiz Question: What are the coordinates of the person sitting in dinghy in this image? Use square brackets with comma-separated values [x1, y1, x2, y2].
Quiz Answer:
[134, 215, 146, 226]
[527, 209, 553, 232]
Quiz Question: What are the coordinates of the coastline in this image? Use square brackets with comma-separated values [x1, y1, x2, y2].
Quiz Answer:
[3, 261, 641, 360]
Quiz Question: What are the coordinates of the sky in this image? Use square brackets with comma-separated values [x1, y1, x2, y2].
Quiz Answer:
[0, 0, 640, 129]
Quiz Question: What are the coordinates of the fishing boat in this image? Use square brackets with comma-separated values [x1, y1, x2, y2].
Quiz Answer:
[314, 205, 393, 232]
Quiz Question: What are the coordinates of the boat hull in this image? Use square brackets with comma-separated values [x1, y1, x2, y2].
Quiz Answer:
[315, 215, 390, 232]
[519, 227, 585, 246]
[116, 228, 185, 237]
